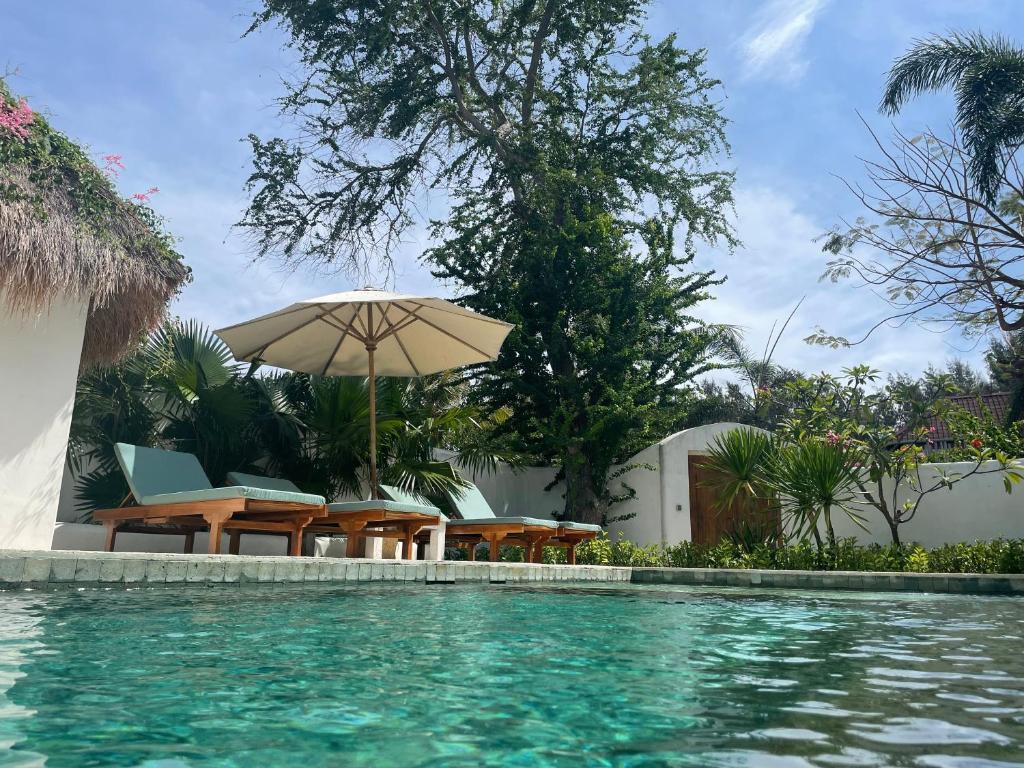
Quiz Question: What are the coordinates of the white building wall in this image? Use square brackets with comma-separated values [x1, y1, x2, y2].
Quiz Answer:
[0, 296, 88, 551]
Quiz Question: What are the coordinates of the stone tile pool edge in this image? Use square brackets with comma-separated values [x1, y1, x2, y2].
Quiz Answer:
[0, 550, 629, 588]
[632, 566, 1024, 595]
[0, 551, 1021, 594]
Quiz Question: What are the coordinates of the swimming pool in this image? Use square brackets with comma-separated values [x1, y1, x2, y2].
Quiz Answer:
[0, 584, 1021, 767]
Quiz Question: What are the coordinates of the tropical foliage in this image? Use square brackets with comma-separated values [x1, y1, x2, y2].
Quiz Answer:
[68, 320, 515, 520]
[702, 367, 1024, 548]
[814, 125, 1024, 344]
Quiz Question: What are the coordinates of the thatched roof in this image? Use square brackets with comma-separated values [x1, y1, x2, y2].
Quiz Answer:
[0, 81, 189, 369]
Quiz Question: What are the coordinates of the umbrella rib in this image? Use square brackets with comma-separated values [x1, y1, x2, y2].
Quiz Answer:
[323, 305, 368, 344]
[372, 303, 392, 339]
[380, 311, 421, 376]
[320, 306, 361, 377]
[375, 310, 422, 342]
[398, 310, 496, 359]
[352, 305, 373, 341]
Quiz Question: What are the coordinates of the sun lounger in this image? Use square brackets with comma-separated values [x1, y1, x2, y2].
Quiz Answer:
[94, 444, 327, 555]
[226, 473, 444, 560]
[380, 482, 586, 563]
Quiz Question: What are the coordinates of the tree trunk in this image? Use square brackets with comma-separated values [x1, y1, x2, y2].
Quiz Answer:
[886, 518, 902, 547]
[823, 507, 837, 550]
[810, 523, 824, 552]
[563, 449, 603, 525]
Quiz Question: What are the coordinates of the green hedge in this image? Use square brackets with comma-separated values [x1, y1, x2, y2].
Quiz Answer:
[572, 536, 1024, 573]
[447, 535, 1024, 573]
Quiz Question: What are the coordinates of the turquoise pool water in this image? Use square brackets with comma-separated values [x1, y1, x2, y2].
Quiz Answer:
[0, 584, 1022, 767]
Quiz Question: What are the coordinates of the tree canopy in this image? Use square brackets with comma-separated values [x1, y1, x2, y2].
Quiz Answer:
[243, 0, 734, 273]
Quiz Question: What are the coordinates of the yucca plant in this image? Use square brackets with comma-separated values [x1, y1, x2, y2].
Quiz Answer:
[766, 440, 869, 551]
[702, 428, 777, 515]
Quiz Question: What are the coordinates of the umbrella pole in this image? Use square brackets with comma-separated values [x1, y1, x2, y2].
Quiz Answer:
[367, 343, 378, 500]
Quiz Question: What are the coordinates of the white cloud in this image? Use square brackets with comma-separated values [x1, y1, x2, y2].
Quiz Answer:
[739, 0, 828, 83]
[692, 185, 987, 381]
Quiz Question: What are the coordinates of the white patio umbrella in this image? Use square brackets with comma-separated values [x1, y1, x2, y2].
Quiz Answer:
[215, 288, 513, 498]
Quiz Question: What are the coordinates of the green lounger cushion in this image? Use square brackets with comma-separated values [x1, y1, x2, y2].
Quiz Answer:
[444, 482, 556, 528]
[378, 484, 447, 520]
[115, 443, 213, 500]
[447, 483, 497, 519]
[228, 473, 439, 517]
[447, 516, 557, 529]
[220, 470, 325, 505]
[141, 485, 325, 507]
[112, 445, 325, 507]
[557, 521, 603, 532]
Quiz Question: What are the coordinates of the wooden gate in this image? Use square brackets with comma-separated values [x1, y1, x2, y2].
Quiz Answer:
[687, 454, 778, 546]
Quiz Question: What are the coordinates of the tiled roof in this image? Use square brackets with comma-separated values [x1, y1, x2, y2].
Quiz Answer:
[913, 392, 1012, 442]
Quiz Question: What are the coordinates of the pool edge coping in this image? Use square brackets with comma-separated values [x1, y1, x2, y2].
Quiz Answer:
[0, 550, 629, 589]
[631, 566, 1024, 595]
[0, 551, 1021, 594]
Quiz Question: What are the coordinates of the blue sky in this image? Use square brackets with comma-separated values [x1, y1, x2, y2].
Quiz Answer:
[4, 0, 1023, 380]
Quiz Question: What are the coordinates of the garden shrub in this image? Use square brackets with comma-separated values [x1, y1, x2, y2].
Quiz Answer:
[522, 533, 1024, 573]
[441, 533, 1024, 573]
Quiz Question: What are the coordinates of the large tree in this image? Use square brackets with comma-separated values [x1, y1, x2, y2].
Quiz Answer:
[243, 1, 736, 523]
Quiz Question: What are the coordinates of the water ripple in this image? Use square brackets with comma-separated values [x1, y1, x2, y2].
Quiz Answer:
[0, 584, 1020, 767]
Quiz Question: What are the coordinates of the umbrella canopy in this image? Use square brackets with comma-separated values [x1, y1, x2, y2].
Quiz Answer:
[215, 288, 513, 497]
[215, 289, 512, 377]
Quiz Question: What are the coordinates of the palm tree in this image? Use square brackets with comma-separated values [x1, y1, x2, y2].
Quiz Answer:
[69, 321, 276, 516]
[881, 32, 1024, 202]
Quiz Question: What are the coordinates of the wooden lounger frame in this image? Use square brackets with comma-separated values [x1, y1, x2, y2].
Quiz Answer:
[438, 523, 599, 564]
[94, 497, 328, 556]
[304, 506, 442, 560]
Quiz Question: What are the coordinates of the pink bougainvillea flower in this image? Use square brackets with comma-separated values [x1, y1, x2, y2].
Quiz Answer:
[130, 187, 159, 204]
[0, 98, 34, 139]
[101, 154, 125, 177]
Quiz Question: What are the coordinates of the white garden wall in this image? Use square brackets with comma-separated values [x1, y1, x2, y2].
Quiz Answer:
[463, 422, 754, 546]
[464, 429, 1024, 548]
[830, 460, 1024, 547]
[0, 296, 88, 550]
